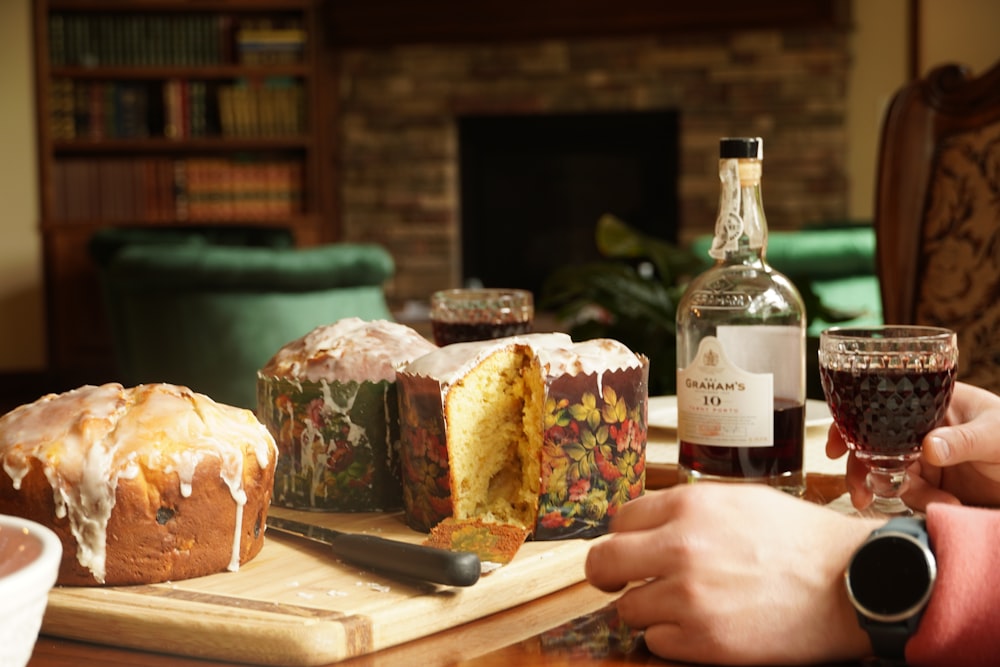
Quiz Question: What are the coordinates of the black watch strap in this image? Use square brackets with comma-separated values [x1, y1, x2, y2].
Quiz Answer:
[865, 614, 915, 663]
[847, 517, 936, 663]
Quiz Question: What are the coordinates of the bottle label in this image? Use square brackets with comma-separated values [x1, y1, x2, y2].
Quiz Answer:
[678, 334, 777, 447]
[687, 275, 754, 310]
[709, 159, 743, 260]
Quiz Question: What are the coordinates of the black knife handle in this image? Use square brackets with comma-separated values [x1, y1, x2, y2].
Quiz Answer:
[328, 533, 481, 587]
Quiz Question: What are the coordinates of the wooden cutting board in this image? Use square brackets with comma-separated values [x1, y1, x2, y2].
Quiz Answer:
[40, 507, 597, 667]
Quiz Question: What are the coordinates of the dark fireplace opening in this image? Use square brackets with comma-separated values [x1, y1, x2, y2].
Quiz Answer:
[458, 110, 679, 300]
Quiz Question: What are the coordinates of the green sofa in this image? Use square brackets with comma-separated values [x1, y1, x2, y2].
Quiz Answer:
[90, 227, 396, 410]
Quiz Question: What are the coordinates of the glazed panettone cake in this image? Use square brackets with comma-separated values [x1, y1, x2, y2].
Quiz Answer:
[0, 382, 277, 586]
[397, 334, 649, 540]
[257, 317, 438, 511]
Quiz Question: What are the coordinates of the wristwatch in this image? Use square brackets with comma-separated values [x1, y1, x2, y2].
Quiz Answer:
[845, 517, 937, 662]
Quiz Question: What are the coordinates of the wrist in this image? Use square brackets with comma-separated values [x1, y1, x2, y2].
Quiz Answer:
[835, 519, 884, 658]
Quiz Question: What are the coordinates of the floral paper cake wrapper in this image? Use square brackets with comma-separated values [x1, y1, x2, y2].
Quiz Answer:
[256, 375, 403, 512]
[399, 358, 649, 539]
[533, 363, 648, 540]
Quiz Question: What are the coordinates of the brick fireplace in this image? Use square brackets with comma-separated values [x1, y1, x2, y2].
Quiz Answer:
[331, 6, 851, 312]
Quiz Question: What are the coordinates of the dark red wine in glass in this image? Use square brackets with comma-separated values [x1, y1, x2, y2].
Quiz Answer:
[819, 367, 956, 460]
[431, 320, 531, 346]
[818, 326, 958, 517]
[429, 288, 533, 346]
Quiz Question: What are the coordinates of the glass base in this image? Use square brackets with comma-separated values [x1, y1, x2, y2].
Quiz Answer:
[678, 466, 805, 498]
[855, 496, 919, 518]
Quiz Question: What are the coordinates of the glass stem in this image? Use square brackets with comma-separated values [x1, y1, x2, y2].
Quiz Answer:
[865, 465, 912, 516]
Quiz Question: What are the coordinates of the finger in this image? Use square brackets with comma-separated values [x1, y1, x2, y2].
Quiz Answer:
[585, 528, 674, 592]
[585, 537, 630, 592]
[825, 423, 848, 459]
[924, 422, 1000, 467]
[943, 381, 999, 425]
[641, 614, 747, 667]
[902, 469, 961, 511]
[922, 382, 1000, 466]
[614, 577, 682, 629]
[642, 623, 700, 665]
[608, 487, 682, 533]
[845, 451, 873, 511]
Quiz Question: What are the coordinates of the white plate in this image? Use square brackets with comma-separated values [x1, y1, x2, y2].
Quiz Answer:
[647, 396, 833, 431]
[647, 395, 680, 430]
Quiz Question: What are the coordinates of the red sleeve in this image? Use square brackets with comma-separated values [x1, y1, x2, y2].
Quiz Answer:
[907, 503, 1000, 667]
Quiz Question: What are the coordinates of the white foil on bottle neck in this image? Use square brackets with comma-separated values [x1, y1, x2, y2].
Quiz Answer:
[709, 158, 765, 260]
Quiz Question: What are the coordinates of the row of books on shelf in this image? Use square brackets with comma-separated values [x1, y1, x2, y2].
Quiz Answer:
[51, 158, 304, 222]
[48, 13, 306, 68]
[50, 78, 305, 140]
[217, 81, 305, 138]
[236, 19, 309, 66]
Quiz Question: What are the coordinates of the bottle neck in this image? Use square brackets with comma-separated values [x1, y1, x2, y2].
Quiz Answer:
[708, 157, 768, 263]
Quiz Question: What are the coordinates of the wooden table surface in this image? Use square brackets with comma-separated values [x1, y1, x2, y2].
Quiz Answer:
[28, 422, 860, 667]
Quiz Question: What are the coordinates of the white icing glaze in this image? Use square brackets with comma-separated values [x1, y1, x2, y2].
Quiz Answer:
[400, 333, 573, 385]
[296, 380, 368, 509]
[0, 383, 277, 583]
[399, 333, 644, 400]
[533, 337, 645, 378]
[258, 317, 438, 383]
[533, 338, 646, 399]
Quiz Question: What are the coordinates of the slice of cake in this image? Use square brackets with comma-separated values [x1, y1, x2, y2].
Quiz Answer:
[397, 334, 648, 539]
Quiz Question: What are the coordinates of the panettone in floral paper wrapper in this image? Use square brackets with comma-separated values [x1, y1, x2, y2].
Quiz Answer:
[397, 334, 648, 539]
[257, 318, 437, 511]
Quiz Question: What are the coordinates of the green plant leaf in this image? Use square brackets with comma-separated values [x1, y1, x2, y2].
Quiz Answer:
[595, 214, 707, 284]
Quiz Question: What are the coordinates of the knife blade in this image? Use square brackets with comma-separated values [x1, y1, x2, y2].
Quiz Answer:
[265, 515, 481, 587]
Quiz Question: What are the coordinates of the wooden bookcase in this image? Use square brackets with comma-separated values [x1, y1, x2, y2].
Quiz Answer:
[32, 0, 335, 382]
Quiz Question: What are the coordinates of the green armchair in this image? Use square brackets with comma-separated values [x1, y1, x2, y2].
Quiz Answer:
[90, 227, 395, 410]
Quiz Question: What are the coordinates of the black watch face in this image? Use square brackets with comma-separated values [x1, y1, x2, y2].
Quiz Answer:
[849, 535, 932, 615]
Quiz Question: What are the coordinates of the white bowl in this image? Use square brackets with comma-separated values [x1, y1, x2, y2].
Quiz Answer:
[0, 515, 62, 667]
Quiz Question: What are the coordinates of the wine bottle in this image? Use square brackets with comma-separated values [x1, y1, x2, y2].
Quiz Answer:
[675, 137, 806, 496]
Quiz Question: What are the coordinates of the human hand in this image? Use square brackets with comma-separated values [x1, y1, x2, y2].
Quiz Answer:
[585, 484, 879, 665]
[826, 381, 1000, 511]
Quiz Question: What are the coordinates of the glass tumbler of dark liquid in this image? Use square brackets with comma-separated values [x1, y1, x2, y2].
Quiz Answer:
[818, 325, 958, 517]
[430, 288, 533, 346]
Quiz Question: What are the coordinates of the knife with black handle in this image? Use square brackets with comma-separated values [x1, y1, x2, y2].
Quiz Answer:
[266, 515, 481, 587]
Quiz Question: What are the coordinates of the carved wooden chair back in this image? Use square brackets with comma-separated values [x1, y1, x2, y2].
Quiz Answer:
[874, 59, 1000, 394]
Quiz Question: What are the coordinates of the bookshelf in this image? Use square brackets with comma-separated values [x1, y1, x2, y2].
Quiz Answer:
[33, 0, 334, 381]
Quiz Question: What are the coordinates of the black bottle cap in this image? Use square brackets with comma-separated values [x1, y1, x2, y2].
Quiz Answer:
[720, 137, 763, 159]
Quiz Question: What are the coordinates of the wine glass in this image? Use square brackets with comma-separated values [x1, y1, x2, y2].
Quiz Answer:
[818, 325, 958, 517]
[429, 288, 533, 346]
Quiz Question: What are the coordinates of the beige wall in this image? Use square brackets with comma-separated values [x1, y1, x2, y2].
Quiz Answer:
[922, 0, 1000, 77]
[0, 0, 44, 372]
[845, 0, 909, 220]
[845, 0, 1000, 220]
[0, 0, 998, 373]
